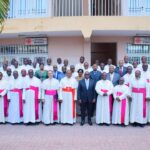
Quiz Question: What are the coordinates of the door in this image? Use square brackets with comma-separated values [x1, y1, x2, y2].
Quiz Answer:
[91, 43, 117, 65]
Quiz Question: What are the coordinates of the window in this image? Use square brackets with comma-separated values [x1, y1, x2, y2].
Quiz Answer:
[53, 0, 83, 16]
[8, 0, 49, 18]
[126, 44, 150, 64]
[90, 0, 122, 16]
[0, 45, 48, 66]
[128, 0, 150, 16]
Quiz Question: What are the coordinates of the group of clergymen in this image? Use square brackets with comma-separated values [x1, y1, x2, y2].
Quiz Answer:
[0, 56, 150, 127]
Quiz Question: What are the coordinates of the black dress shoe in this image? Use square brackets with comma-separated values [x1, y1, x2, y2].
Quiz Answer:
[139, 124, 145, 128]
[88, 120, 93, 126]
[80, 120, 85, 126]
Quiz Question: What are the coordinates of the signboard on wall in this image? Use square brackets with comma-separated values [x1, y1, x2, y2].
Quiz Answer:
[25, 38, 48, 45]
[134, 37, 150, 45]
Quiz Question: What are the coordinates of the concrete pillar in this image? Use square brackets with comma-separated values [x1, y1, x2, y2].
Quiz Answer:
[83, 38, 91, 65]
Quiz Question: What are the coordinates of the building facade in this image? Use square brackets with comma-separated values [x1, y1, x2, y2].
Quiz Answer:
[0, 0, 150, 66]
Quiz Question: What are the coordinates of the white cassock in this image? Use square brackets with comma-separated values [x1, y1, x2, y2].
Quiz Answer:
[104, 64, 116, 73]
[123, 63, 133, 68]
[99, 69, 108, 73]
[23, 76, 42, 123]
[7, 77, 24, 123]
[132, 68, 138, 74]
[4, 75, 13, 82]
[20, 76, 27, 85]
[130, 77, 150, 124]
[112, 84, 130, 125]
[72, 72, 78, 78]
[41, 78, 59, 124]
[31, 66, 39, 74]
[11, 67, 21, 76]
[138, 64, 150, 71]
[75, 63, 84, 72]
[44, 65, 53, 71]
[83, 67, 92, 73]
[0, 79, 8, 123]
[0, 70, 7, 78]
[19, 65, 32, 74]
[57, 64, 63, 72]
[9, 65, 15, 71]
[95, 80, 114, 124]
[59, 77, 78, 124]
[123, 73, 134, 87]
[141, 71, 150, 123]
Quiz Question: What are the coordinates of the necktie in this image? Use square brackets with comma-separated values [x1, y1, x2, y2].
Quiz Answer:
[120, 68, 123, 76]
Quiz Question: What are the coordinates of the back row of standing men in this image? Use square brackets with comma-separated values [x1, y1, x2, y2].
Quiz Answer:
[0, 56, 150, 127]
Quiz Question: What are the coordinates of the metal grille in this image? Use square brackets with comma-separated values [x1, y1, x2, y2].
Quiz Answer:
[52, 0, 83, 16]
[8, 0, 49, 18]
[90, 0, 122, 16]
[128, 0, 150, 16]
[0, 45, 48, 66]
[126, 44, 150, 64]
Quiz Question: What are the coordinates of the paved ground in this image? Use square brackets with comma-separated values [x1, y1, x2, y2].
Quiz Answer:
[0, 122, 150, 150]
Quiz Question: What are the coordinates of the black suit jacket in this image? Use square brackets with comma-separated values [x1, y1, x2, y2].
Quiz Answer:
[90, 70, 101, 83]
[114, 67, 127, 77]
[78, 79, 96, 102]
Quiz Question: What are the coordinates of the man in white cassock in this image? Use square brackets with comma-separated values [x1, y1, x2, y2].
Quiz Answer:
[41, 70, 60, 125]
[0, 72, 8, 123]
[95, 72, 114, 125]
[23, 69, 42, 124]
[138, 56, 150, 71]
[59, 70, 78, 124]
[45, 58, 53, 71]
[75, 56, 85, 72]
[123, 66, 134, 87]
[7, 71, 24, 123]
[20, 58, 31, 74]
[4, 68, 13, 81]
[130, 69, 150, 127]
[123, 56, 133, 68]
[141, 64, 150, 123]
[112, 77, 130, 126]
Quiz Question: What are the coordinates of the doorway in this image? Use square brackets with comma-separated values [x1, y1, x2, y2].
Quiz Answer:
[91, 43, 117, 65]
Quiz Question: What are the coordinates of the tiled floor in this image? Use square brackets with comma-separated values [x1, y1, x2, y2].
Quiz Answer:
[0, 123, 150, 150]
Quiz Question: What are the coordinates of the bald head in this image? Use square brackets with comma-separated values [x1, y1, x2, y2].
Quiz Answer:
[102, 72, 107, 80]
[109, 65, 115, 73]
[119, 77, 124, 85]
[141, 56, 147, 64]
[92, 64, 98, 71]
[119, 60, 124, 68]
[28, 69, 34, 78]
[135, 70, 141, 79]
[66, 70, 72, 78]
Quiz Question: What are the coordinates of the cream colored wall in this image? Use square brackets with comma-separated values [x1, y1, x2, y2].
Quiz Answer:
[2, 17, 150, 39]
[48, 37, 84, 65]
[0, 36, 134, 66]
[91, 36, 132, 65]
[0, 37, 85, 65]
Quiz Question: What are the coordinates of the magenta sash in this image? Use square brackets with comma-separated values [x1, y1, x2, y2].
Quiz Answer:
[0, 89, 8, 117]
[101, 89, 113, 116]
[10, 89, 23, 117]
[116, 92, 126, 124]
[132, 87, 146, 118]
[45, 90, 58, 121]
[26, 86, 39, 120]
